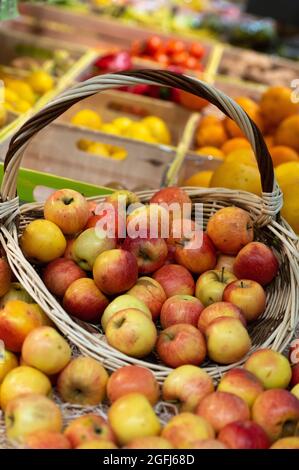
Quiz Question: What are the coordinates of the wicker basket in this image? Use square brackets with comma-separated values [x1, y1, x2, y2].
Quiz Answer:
[0, 70, 298, 383]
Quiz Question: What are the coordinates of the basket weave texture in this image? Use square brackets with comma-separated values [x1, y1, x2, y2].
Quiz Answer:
[0, 70, 298, 381]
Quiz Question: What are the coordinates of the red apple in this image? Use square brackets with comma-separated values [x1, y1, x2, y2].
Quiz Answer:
[93, 249, 138, 295]
[107, 365, 160, 405]
[196, 391, 250, 433]
[233, 242, 279, 286]
[207, 206, 254, 255]
[215, 255, 236, 272]
[150, 187, 191, 210]
[291, 364, 299, 387]
[0, 258, 12, 297]
[160, 295, 204, 329]
[23, 431, 71, 449]
[175, 231, 217, 274]
[189, 439, 228, 449]
[156, 323, 206, 368]
[63, 278, 108, 323]
[44, 189, 89, 235]
[195, 269, 237, 307]
[217, 367, 264, 407]
[122, 236, 168, 274]
[127, 276, 166, 321]
[153, 264, 195, 297]
[126, 204, 169, 239]
[42, 258, 86, 298]
[218, 420, 270, 449]
[198, 301, 246, 334]
[223, 279, 266, 322]
[64, 414, 115, 448]
[86, 200, 126, 240]
[161, 412, 214, 449]
[252, 389, 299, 442]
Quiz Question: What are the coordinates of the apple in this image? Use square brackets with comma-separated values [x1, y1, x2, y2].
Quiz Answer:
[63, 278, 108, 323]
[76, 440, 118, 449]
[156, 324, 206, 368]
[0, 282, 33, 308]
[233, 242, 279, 286]
[206, 317, 251, 364]
[5, 394, 62, 442]
[64, 414, 115, 448]
[0, 258, 11, 297]
[160, 295, 204, 329]
[29, 304, 54, 327]
[93, 249, 138, 295]
[153, 264, 195, 297]
[207, 206, 254, 255]
[23, 431, 71, 449]
[195, 269, 237, 307]
[86, 200, 126, 240]
[215, 255, 236, 272]
[127, 276, 166, 321]
[72, 227, 116, 270]
[42, 258, 86, 298]
[107, 365, 160, 405]
[218, 420, 270, 449]
[175, 231, 217, 274]
[101, 294, 151, 331]
[126, 436, 173, 449]
[149, 187, 192, 211]
[0, 349, 18, 384]
[57, 356, 108, 405]
[105, 189, 140, 208]
[0, 300, 44, 352]
[217, 367, 264, 407]
[291, 384, 299, 400]
[196, 391, 250, 433]
[21, 219, 67, 263]
[64, 238, 75, 260]
[291, 365, 299, 387]
[252, 389, 299, 441]
[161, 412, 214, 449]
[44, 188, 89, 235]
[126, 204, 169, 239]
[108, 392, 161, 446]
[105, 309, 157, 358]
[244, 349, 292, 389]
[122, 236, 168, 274]
[162, 365, 214, 412]
[271, 437, 299, 449]
[189, 439, 228, 449]
[0, 365, 52, 410]
[223, 279, 266, 322]
[198, 301, 246, 334]
[21, 326, 71, 375]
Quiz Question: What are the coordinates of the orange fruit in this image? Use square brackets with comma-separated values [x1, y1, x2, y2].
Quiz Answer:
[275, 161, 299, 191]
[281, 183, 299, 234]
[260, 86, 299, 128]
[225, 149, 257, 167]
[183, 171, 213, 187]
[195, 146, 224, 159]
[274, 115, 299, 152]
[221, 138, 251, 155]
[199, 115, 222, 129]
[178, 90, 209, 111]
[224, 97, 264, 137]
[210, 161, 262, 196]
[196, 124, 227, 148]
[264, 135, 274, 149]
[270, 146, 299, 167]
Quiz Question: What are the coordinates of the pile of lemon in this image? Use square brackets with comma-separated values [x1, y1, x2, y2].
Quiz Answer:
[2, 70, 54, 114]
[70, 109, 171, 146]
[77, 138, 127, 161]
[184, 86, 299, 235]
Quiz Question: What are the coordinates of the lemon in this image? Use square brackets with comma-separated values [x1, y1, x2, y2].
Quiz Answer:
[275, 162, 299, 191]
[112, 116, 132, 134]
[210, 161, 262, 196]
[124, 122, 156, 143]
[183, 170, 213, 187]
[6, 80, 36, 105]
[71, 109, 102, 130]
[87, 142, 110, 157]
[13, 99, 32, 113]
[100, 123, 121, 135]
[281, 183, 299, 234]
[225, 149, 257, 167]
[110, 147, 127, 160]
[77, 138, 93, 151]
[4, 88, 19, 104]
[0, 103, 7, 127]
[27, 70, 54, 95]
[142, 116, 171, 145]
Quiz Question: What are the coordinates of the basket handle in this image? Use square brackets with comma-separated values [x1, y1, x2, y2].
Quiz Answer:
[1, 69, 277, 202]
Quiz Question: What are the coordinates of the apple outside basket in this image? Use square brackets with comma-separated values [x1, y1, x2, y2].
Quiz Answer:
[0, 70, 298, 383]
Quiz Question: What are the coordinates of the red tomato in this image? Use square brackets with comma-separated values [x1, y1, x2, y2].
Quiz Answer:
[189, 42, 206, 59]
[146, 35, 163, 54]
[166, 39, 186, 55]
[154, 53, 169, 66]
[171, 51, 189, 66]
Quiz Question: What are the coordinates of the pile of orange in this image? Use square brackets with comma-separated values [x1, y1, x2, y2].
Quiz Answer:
[184, 86, 299, 234]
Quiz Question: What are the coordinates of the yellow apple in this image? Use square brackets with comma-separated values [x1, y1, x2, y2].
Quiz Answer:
[244, 349, 292, 389]
[21, 219, 66, 263]
[161, 412, 214, 448]
[101, 294, 151, 331]
[76, 440, 118, 449]
[0, 349, 18, 384]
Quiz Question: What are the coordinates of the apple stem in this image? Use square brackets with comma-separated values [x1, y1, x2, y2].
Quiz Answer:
[221, 266, 225, 283]
[63, 197, 74, 206]
[240, 281, 244, 288]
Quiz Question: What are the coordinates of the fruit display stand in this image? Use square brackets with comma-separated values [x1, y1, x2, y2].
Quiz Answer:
[0, 70, 298, 385]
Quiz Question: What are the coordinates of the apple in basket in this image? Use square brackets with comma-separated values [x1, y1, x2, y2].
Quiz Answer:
[63, 278, 108, 323]
[160, 295, 204, 328]
[217, 368, 264, 408]
[0, 348, 18, 384]
[107, 365, 160, 405]
[5, 394, 62, 443]
[153, 264, 195, 297]
[57, 356, 108, 406]
[207, 206, 254, 255]
[126, 204, 169, 239]
[161, 412, 214, 449]
[218, 420, 270, 449]
[72, 227, 116, 271]
[105, 189, 140, 208]
[197, 301, 246, 334]
[175, 230, 217, 275]
[122, 236, 168, 274]
[44, 188, 89, 235]
[162, 365, 214, 412]
[125, 436, 173, 449]
[0, 258, 12, 297]
[215, 254, 236, 272]
[149, 187, 192, 223]
[127, 276, 166, 321]
[42, 258, 86, 298]
[101, 294, 151, 331]
[0, 282, 33, 308]
[195, 269, 237, 307]
[23, 430, 71, 449]
[64, 414, 116, 448]
[244, 349, 292, 389]
[223, 279, 266, 322]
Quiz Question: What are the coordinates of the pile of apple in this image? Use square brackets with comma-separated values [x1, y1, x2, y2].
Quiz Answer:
[18, 186, 280, 369]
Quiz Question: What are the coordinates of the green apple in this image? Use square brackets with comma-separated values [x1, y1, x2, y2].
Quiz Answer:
[0, 282, 34, 308]
[195, 269, 237, 307]
[101, 294, 151, 331]
[72, 228, 116, 270]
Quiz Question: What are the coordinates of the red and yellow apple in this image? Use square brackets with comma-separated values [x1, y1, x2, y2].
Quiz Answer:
[217, 367, 264, 407]
[43, 258, 86, 298]
[63, 278, 108, 323]
[23, 431, 71, 449]
[0, 282, 33, 308]
[160, 295, 204, 329]
[126, 204, 169, 239]
[149, 187, 191, 211]
[128, 276, 166, 321]
[72, 227, 116, 270]
[64, 414, 115, 448]
[223, 279, 266, 322]
[233, 242, 279, 286]
[218, 420, 270, 449]
[161, 412, 214, 449]
[244, 349, 292, 389]
[215, 255, 236, 272]
[101, 294, 151, 331]
[126, 436, 173, 449]
[198, 301, 246, 334]
[175, 231, 217, 274]
[122, 236, 168, 274]
[153, 264, 195, 297]
[195, 269, 237, 307]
